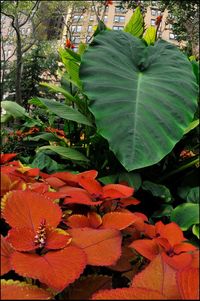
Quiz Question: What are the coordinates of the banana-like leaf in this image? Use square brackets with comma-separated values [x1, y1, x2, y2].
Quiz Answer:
[59, 48, 82, 89]
[80, 30, 198, 171]
[37, 146, 89, 162]
[124, 7, 144, 37]
[171, 203, 199, 231]
[143, 26, 156, 45]
[32, 97, 93, 127]
[184, 119, 199, 134]
[40, 82, 76, 102]
[1, 101, 28, 118]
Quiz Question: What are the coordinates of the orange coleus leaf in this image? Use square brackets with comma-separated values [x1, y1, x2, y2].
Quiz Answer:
[3, 191, 62, 231]
[6, 227, 71, 251]
[92, 287, 166, 300]
[26, 182, 49, 194]
[11, 246, 87, 292]
[67, 214, 90, 228]
[131, 254, 181, 299]
[177, 267, 199, 300]
[129, 238, 161, 260]
[1, 279, 53, 300]
[92, 254, 181, 299]
[68, 227, 122, 266]
[87, 211, 102, 228]
[67, 275, 112, 300]
[158, 222, 185, 246]
[161, 252, 193, 270]
[45, 176, 66, 189]
[1, 235, 14, 276]
[101, 212, 139, 230]
[0, 173, 20, 197]
[119, 197, 140, 207]
[173, 242, 197, 254]
[61, 187, 102, 206]
[78, 177, 103, 197]
[0, 153, 18, 164]
[108, 246, 134, 272]
[102, 184, 134, 199]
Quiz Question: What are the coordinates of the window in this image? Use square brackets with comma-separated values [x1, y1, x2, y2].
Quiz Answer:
[7, 49, 12, 57]
[168, 24, 173, 29]
[89, 15, 95, 21]
[88, 25, 93, 32]
[91, 5, 96, 11]
[151, 9, 156, 16]
[151, 1, 157, 6]
[151, 19, 156, 26]
[169, 33, 176, 39]
[21, 28, 26, 34]
[73, 47, 78, 52]
[103, 15, 108, 22]
[113, 26, 124, 31]
[71, 25, 82, 33]
[115, 6, 126, 13]
[73, 15, 83, 22]
[86, 35, 91, 42]
[72, 36, 80, 44]
[27, 27, 31, 34]
[114, 15, 125, 23]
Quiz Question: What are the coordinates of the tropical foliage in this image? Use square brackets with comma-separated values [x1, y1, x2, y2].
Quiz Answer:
[1, 3, 199, 300]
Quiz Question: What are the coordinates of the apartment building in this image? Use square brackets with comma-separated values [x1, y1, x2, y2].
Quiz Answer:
[62, 1, 179, 52]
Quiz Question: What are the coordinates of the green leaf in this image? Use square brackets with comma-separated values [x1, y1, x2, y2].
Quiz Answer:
[190, 58, 199, 84]
[178, 186, 199, 203]
[28, 133, 60, 142]
[40, 82, 77, 102]
[32, 97, 93, 127]
[78, 42, 88, 56]
[98, 174, 119, 185]
[171, 203, 199, 231]
[1, 101, 28, 119]
[37, 146, 89, 162]
[80, 31, 198, 171]
[143, 26, 156, 45]
[31, 152, 67, 173]
[124, 7, 144, 37]
[58, 48, 82, 89]
[184, 119, 199, 134]
[118, 172, 141, 191]
[192, 224, 199, 239]
[152, 204, 173, 218]
[142, 181, 172, 203]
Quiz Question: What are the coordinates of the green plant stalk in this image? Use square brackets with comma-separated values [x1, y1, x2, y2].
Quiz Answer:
[159, 157, 199, 182]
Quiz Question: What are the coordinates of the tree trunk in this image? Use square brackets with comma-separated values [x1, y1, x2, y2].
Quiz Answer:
[15, 18, 23, 105]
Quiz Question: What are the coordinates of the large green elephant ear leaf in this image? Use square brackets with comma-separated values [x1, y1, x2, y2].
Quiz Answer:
[79, 30, 198, 171]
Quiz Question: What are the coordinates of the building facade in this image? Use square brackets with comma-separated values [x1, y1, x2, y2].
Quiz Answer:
[61, 1, 180, 52]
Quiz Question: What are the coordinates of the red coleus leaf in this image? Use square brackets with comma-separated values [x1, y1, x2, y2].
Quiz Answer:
[131, 254, 181, 299]
[3, 191, 62, 231]
[87, 212, 102, 228]
[78, 177, 103, 197]
[6, 227, 71, 251]
[129, 238, 161, 260]
[161, 252, 193, 270]
[11, 246, 87, 292]
[68, 228, 122, 266]
[0, 153, 18, 164]
[101, 212, 139, 230]
[102, 184, 134, 199]
[1, 235, 14, 276]
[45, 176, 66, 189]
[92, 287, 166, 300]
[61, 187, 102, 206]
[92, 254, 181, 300]
[177, 267, 199, 300]
[67, 275, 112, 300]
[158, 222, 185, 246]
[1, 279, 53, 300]
[67, 214, 90, 228]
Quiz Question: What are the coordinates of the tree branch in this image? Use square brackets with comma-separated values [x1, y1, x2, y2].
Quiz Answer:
[19, 0, 40, 28]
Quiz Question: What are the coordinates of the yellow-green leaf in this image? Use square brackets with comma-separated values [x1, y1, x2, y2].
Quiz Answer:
[143, 26, 156, 45]
[124, 7, 144, 38]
